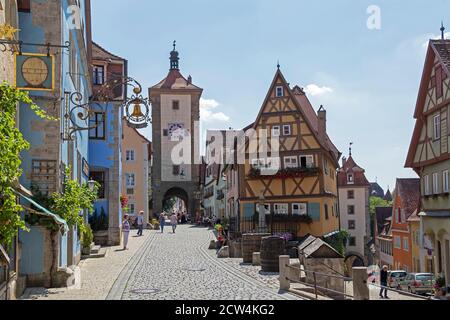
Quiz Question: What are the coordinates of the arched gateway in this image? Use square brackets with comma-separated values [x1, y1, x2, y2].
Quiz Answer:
[149, 43, 203, 218]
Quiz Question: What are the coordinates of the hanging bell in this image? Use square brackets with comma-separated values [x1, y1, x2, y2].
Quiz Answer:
[131, 102, 144, 118]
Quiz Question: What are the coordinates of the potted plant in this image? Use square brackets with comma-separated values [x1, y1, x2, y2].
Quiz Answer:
[82, 225, 94, 255]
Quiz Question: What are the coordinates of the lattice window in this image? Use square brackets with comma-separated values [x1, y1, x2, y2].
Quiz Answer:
[31, 160, 57, 195]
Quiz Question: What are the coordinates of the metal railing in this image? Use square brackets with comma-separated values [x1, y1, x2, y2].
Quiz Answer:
[285, 264, 353, 300]
[368, 282, 429, 300]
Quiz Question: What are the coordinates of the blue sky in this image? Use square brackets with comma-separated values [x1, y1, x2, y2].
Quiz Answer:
[91, 0, 450, 192]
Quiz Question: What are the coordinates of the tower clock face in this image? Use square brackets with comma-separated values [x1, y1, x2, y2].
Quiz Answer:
[21, 57, 49, 86]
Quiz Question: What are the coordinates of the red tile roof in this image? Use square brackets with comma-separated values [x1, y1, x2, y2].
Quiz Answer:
[394, 178, 421, 220]
[151, 69, 202, 91]
[337, 156, 370, 187]
[292, 90, 340, 161]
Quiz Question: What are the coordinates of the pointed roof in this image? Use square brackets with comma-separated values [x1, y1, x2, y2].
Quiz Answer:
[383, 189, 393, 201]
[370, 182, 385, 198]
[150, 46, 202, 92]
[92, 41, 126, 61]
[337, 155, 370, 187]
[393, 178, 421, 220]
[405, 39, 450, 168]
[151, 69, 202, 91]
[252, 68, 341, 164]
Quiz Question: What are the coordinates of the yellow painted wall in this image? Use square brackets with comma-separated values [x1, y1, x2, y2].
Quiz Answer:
[122, 123, 150, 224]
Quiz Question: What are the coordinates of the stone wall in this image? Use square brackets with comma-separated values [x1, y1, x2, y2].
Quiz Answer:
[302, 258, 345, 299]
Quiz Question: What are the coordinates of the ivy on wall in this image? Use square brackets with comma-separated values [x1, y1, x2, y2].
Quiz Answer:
[0, 82, 56, 247]
[51, 167, 99, 234]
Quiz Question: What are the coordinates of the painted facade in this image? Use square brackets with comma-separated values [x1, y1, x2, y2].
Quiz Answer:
[203, 130, 228, 222]
[390, 178, 420, 272]
[238, 68, 341, 238]
[88, 42, 126, 245]
[405, 38, 450, 287]
[337, 154, 371, 266]
[407, 210, 422, 272]
[149, 45, 203, 217]
[16, 0, 92, 288]
[122, 124, 150, 226]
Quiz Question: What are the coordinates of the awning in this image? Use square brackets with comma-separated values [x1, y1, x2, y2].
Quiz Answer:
[13, 190, 69, 234]
[420, 211, 450, 218]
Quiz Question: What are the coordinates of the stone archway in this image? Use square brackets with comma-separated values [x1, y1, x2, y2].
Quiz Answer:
[344, 253, 365, 276]
[162, 187, 189, 215]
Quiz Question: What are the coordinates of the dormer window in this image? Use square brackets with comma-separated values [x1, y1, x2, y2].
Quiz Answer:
[276, 86, 284, 97]
[347, 173, 354, 184]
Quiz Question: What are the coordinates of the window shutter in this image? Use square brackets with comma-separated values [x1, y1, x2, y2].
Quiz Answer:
[308, 203, 321, 221]
[243, 203, 255, 218]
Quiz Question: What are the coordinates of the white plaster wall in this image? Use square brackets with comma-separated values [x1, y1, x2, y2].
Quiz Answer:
[160, 94, 192, 182]
[339, 186, 367, 258]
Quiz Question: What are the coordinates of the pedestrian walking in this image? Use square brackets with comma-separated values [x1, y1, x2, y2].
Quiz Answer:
[159, 212, 166, 233]
[379, 265, 389, 299]
[137, 211, 144, 236]
[170, 212, 178, 234]
[122, 214, 130, 250]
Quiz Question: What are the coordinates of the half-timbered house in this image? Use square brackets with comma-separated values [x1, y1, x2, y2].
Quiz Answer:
[239, 67, 341, 238]
[405, 35, 450, 286]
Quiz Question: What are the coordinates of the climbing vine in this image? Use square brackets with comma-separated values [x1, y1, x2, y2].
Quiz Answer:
[0, 82, 57, 247]
[51, 167, 99, 234]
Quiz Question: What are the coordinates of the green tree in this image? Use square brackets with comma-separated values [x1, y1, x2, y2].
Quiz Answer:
[0, 82, 56, 247]
[369, 196, 392, 218]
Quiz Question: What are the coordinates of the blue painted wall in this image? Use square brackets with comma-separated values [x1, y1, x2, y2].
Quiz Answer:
[18, 0, 91, 271]
[89, 102, 123, 222]
[19, 226, 44, 275]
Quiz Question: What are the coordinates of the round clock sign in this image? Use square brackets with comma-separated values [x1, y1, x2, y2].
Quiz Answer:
[21, 56, 49, 87]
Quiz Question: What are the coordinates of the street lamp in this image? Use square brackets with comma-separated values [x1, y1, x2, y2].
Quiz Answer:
[87, 179, 96, 192]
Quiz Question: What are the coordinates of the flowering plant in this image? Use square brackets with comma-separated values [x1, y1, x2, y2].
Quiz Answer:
[120, 195, 128, 209]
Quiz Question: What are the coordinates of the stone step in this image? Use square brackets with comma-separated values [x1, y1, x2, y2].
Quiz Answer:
[81, 247, 107, 260]
[91, 245, 101, 254]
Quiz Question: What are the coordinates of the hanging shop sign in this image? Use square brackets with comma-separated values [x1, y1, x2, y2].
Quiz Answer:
[15, 53, 55, 91]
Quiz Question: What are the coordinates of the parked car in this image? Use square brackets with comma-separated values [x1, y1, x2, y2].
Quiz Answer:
[400, 273, 435, 295]
[388, 270, 407, 288]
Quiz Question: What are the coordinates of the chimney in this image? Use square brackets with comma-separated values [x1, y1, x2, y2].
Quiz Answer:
[187, 75, 192, 85]
[342, 156, 347, 167]
[317, 105, 327, 143]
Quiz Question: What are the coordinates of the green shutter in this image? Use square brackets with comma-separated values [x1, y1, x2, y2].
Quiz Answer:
[308, 203, 321, 221]
[243, 203, 255, 218]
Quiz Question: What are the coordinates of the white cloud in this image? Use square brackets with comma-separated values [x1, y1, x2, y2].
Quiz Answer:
[421, 32, 450, 48]
[200, 98, 230, 123]
[304, 84, 334, 96]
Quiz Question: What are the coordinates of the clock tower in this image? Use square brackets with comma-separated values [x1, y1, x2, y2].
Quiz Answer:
[149, 43, 203, 217]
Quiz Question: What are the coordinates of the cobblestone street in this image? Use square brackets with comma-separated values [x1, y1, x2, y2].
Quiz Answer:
[111, 225, 299, 300]
[21, 225, 300, 300]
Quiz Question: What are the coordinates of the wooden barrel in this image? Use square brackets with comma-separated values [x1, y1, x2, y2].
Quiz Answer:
[260, 236, 285, 272]
[242, 233, 270, 263]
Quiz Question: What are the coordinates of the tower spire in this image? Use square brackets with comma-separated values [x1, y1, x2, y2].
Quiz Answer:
[277, 60, 280, 69]
[441, 21, 446, 40]
[349, 142, 353, 157]
[170, 40, 180, 70]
